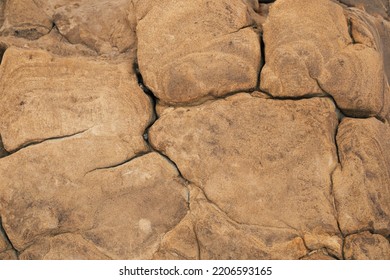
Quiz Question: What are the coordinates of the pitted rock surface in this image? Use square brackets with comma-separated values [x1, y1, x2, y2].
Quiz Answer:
[0, 0, 389, 260]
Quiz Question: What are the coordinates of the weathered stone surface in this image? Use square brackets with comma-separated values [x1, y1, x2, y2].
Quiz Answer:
[0, 47, 150, 153]
[261, 0, 388, 118]
[0, 1, 5, 28]
[150, 94, 343, 257]
[154, 185, 308, 260]
[321, 7, 389, 117]
[260, 0, 349, 97]
[137, 0, 260, 105]
[0, 47, 160, 252]
[0, 0, 389, 261]
[32, 0, 135, 55]
[333, 118, 390, 236]
[81, 153, 188, 259]
[0, 0, 52, 40]
[16, 153, 188, 259]
[0, 50, 188, 256]
[338, 0, 390, 18]
[344, 231, 390, 260]
[365, 13, 390, 83]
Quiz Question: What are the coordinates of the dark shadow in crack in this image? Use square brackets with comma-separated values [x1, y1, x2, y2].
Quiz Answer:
[0, 134, 9, 158]
[0, 42, 7, 64]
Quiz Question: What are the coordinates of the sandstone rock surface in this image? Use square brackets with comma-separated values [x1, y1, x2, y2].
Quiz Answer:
[0, 0, 389, 260]
[150, 94, 343, 258]
[137, 0, 261, 105]
[333, 118, 390, 236]
[344, 231, 390, 260]
[261, 0, 389, 118]
[0, 0, 52, 40]
[338, 0, 390, 18]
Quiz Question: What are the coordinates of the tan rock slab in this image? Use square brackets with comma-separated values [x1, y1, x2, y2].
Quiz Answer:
[1, 148, 188, 257]
[320, 8, 388, 117]
[150, 93, 342, 256]
[154, 185, 308, 260]
[260, 0, 350, 97]
[82, 153, 188, 259]
[0, 47, 151, 153]
[137, 0, 260, 105]
[260, 0, 387, 117]
[333, 118, 390, 236]
[17, 153, 188, 259]
[0, 47, 159, 252]
[344, 231, 390, 260]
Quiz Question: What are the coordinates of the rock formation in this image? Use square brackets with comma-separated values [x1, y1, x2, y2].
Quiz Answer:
[0, 0, 389, 260]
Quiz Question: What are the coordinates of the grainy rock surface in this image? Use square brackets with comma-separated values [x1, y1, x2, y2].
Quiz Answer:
[344, 231, 390, 260]
[0, 0, 389, 260]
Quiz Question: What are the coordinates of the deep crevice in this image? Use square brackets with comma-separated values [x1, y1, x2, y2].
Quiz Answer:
[0, 134, 9, 158]
[0, 42, 7, 64]
[262, 92, 329, 101]
[257, 32, 265, 90]
[0, 217, 19, 258]
[133, 62, 157, 102]
[133, 57, 191, 206]
[133, 61, 158, 142]
[259, 0, 276, 3]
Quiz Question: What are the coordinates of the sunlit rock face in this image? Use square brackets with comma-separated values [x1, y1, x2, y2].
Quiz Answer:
[0, 0, 388, 260]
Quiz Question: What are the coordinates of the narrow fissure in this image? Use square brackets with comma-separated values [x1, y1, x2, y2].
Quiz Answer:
[0, 43, 7, 64]
[259, 0, 276, 3]
[133, 58, 191, 204]
[329, 97, 346, 259]
[133, 61, 158, 142]
[85, 151, 152, 175]
[6, 127, 92, 155]
[257, 33, 266, 91]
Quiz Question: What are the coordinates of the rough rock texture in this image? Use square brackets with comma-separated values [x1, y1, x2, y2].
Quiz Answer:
[338, 0, 390, 18]
[344, 231, 390, 260]
[260, 0, 389, 118]
[0, 0, 389, 260]
[0, 0, 52, 40]
[333, 118, 390, 236]
[35, 0, 135, 55]
[137, 0, 261, 105]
